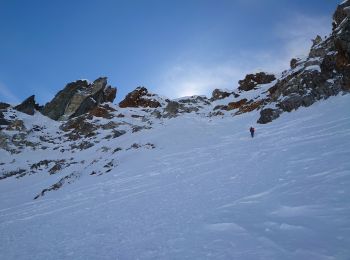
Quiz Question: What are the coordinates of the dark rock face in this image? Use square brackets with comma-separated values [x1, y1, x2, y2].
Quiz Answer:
[0, 112, 10, 125]
[41, 77, 117, 120]
[238, 72, 276, 91]
[165, 101, 180, 116]
[332, 0, 350, 30]
[14, 95, 37, 115]
[334, 10, 350, 90]
[119, 87, 161, 108]
[257, 108, 281, 124]
[290, 58, 298, 69]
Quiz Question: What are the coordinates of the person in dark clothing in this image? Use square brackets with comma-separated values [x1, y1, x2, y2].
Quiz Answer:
[250, 127, 255, 138]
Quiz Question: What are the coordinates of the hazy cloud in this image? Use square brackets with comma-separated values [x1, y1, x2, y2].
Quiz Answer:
[154, 63, 246, 98]
[155, 13, 331, 99]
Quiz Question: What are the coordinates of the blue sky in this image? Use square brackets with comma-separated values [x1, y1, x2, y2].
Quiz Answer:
[0, 0, 338, 104]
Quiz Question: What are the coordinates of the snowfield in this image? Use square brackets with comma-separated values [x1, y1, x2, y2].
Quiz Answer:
[1, 94, 350, 260]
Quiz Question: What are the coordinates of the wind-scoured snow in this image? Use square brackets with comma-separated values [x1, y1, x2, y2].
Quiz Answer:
[0, 95, 350, 259]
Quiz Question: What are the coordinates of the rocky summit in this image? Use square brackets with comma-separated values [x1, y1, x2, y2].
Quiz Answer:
[41, 77, 117, 120]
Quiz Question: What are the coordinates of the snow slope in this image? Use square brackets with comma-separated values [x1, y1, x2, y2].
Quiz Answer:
[1, 95, 350, 260]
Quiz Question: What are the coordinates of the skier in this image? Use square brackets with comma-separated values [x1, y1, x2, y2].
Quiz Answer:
[249, 126, 255, 138]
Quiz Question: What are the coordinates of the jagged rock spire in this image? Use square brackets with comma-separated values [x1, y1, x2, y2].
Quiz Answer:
[41, 77, 117, 120]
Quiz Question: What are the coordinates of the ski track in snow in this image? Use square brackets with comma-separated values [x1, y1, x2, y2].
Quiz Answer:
[0, 95, 350, 259]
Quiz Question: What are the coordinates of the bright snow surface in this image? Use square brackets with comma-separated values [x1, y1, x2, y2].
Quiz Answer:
[1, 95, 350, 260]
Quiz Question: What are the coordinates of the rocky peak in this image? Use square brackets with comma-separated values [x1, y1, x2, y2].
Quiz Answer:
[119, 87, 162, 108]
[14, 95, 39, 115]
[312, 35, 323, 47]
[238, 72, 276, 91]
[41, 77, 117, 120]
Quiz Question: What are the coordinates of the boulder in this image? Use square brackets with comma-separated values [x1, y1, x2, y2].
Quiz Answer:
[290, 58, 298, 69]
[277, 96, 303, 112]
[14, 95, 37, 115]
[164, 101, 180, 116]
[257, 108, 281, 124]
[119, 87, 161, 108]
[41, 77, 117, 120]
[238, 72, 276, 91]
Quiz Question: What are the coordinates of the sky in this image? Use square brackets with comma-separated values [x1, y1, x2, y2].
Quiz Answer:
[0, 0, 339, 105]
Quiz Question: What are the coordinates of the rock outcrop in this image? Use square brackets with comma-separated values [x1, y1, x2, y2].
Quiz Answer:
[211, 89, 238, 101]
[238, 72, 276, 91]
[41, 77, 117, 120]
[227, 99, 248, 110]
[332, 0, 350, 30]
[119, 87, 161, 108]
[14, 95, 38, 115]
[257, 108, 281, 124]
[255, 1, 350, 123]
[162, 96, 209, 117]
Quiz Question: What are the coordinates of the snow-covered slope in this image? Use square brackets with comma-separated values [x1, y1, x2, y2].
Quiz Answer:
[1, 94, 349, 260]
